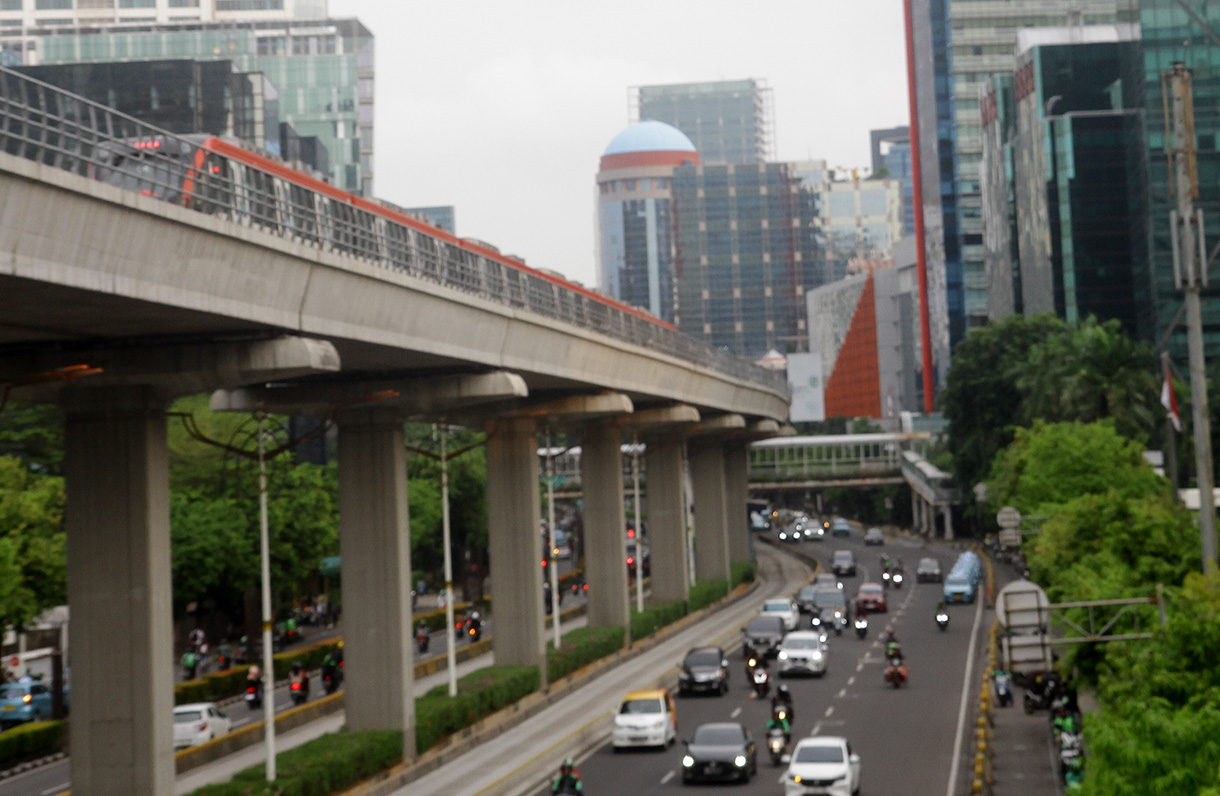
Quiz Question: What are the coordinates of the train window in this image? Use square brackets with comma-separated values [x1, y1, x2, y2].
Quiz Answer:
[244, 167, 279, 232]
[287, 183, 318, 243]
[384, 220, 411, 272]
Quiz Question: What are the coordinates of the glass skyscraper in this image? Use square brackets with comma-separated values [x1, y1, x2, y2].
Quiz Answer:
[4, 2, 372, 195]
[633, 79, 773, 165]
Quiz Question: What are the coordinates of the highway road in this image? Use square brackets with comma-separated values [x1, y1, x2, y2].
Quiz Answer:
[537, 526, 981, 796]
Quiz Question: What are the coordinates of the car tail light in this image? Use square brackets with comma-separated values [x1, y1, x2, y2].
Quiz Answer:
[627, 557, 634, 566]
[196, 721, 207, 732]
[291, 682, 301, 691]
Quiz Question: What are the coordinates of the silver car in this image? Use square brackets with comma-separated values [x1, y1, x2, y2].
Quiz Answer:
[776, 631, 828, 676]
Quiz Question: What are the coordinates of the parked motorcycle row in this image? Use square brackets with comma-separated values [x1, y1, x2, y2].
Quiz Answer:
[1015, 668, 1084, 786]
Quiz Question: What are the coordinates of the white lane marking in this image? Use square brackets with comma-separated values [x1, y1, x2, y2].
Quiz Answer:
[856, 662, 863, 672]
[42, 784, 69, 796]
[837, 688, 847, 698]
[945, 583, 986, 796]
[731, 706, 742, 718]
[811, 721, 823, 736]
[847, 676, 856, 686]
[824, 706, 834, 718]
[661, 770, 675, 784]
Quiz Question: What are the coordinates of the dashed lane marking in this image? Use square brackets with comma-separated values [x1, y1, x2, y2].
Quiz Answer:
[847, 676, 856, 686]
[731, 707, 742, 718]
[824, 706, 834, 718]
[661, 771, 675, 784]
[837, 688, 847, 698]
[855, 662, 863, 672]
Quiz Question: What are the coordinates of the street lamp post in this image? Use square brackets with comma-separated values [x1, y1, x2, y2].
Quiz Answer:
[545, 430, 561, 649]
[256, 411, 276, 782]
[632, 435, 643, 613]
[438, 424, 458, 697]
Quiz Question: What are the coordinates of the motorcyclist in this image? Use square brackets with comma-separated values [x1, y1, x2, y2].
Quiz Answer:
[290, 660, 310, 697]
[884, 628, 903, 662]
[246, 664, 262, 701]
[321, 650, 341, 691]
[771, 683, 794, 721]
[765, 711, 792, 747]
[550, 756, 583, 794]
[416, 619, 431, 646]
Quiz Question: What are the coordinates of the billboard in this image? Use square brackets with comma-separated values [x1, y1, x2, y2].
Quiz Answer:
[787, 352, 825, 422]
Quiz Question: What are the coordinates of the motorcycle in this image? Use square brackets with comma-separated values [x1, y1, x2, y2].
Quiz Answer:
[854, 617, 868, 639]
[463, 613, 484, 643]
[891, 571, 904, 589]
[244, 683, 262, 710]
[289, 674, 309, 705]
[416, 628, 431, 654]
[881, 570, 891, 589]
[752, 665, 771, 698]
[771, 700, 794, 726]
[322, 669, 341, 695]
[767, 727, 788, 766]
[994, 671, 1013, 707]
[936, 611, 949, 631]
[1058, 731, 1083, 779]
[830, 610, 845, 636]
[884, 657, 908, 688]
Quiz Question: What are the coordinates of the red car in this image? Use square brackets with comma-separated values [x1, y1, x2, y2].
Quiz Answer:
[856, 583, 887, 613]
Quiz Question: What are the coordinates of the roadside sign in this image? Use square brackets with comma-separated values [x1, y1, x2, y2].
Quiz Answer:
[995, 580, 1049, 630]
[996, 506, 1021, 529]
[998, 528, 1021, 547]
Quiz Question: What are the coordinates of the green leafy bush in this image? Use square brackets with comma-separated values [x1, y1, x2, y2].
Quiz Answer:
[547, 626, 625, 683]
[414, 665, 540, 753]
[185, 729, 403, 796]
[731, 561, 756, 586]
[688, 579, 728, 613]
[0, 720, 63, 767]
[630, 599, 687, 641]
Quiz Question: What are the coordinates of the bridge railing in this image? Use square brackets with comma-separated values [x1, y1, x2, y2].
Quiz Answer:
[0, 66, 787, 396]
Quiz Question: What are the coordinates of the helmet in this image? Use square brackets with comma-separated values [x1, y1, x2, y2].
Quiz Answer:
[561, 756, 574, 771]
[778, 684, 791, 698]
[291, 661, 302, 673]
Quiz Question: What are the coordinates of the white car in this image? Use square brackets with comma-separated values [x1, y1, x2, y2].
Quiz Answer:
[784, 736, 861, 796]
[611, 689, 677, 750]
[761, 598, 800, 631]
[777, 631, 828, 676]
[173, 702, 232, 749]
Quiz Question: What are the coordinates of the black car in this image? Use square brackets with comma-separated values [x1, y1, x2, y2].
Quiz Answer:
[741, 615, 786, 659]
[809, 588, 848, 634]
[681, 722, 757, 784]
[678, 646, 730, 696]
[795, 585, 820, 614]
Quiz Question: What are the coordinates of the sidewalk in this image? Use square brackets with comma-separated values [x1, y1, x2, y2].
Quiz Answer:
[990, 702, 1063, 796]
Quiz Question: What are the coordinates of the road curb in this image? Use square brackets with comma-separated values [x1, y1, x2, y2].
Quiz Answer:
[337, 578, 764, 796]
[0, 750, 65, 780]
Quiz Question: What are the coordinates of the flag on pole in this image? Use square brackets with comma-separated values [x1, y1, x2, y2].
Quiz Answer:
[1162, 362, 1181, 432]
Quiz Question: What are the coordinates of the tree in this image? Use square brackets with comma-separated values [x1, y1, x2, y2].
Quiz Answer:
[985, 420, 1169, 515]
[0, 456, 66, 630]
[0, 402, 63, 474]
[940, 314, 1072, 493]
[1017, 316, 1158, 444]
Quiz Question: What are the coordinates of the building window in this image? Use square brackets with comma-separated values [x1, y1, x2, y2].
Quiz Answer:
[0, 0, 20, 9]
[168, 0, 200, 6]
[216, 0, 283, 9]
[118, 0, 156, 6]
[35, 0, 72, 8]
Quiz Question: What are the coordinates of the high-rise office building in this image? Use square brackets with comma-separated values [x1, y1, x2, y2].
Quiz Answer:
[632, 79, 773, 165]
[914, 0, 1138, 335]
[595, 121, 700, 324]
[870, 126, 916, 237]
[2, 0, 372, 195]
[980, 26, 1143, 336]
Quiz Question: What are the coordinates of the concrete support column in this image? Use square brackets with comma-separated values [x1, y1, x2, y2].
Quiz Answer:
[485, 418, 545, 667]
[911, 491, 920, 534]
[690, 442, 730, 584]
[942, 505, 955, 541]
[581, 424, 630, 629]
[64, 386, 173, 796]
[645, 439, 690, 603]
[724, 445, 751, 564]
[337, 409, 414, 754]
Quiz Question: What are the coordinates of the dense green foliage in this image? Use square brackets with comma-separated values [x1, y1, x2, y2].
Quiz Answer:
[688, 579, 729, 613]
[942, 315, 1157, 496]
[0, 720, 63, 767]
[547, 625, 625, 682]
[731, 561, 756, 586]
[988, 421, 1213, 792]
[629, 599, 687, 641]
[415, 665, 540, 754]
[0, 456, 65, 630]
[185, 729, 403, 796]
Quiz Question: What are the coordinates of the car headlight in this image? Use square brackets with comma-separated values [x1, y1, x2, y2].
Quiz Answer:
[792, 774, 803, 783]
[735, 755, 747, 767]
[683, 755, 695, 767]
[811, 650, 823, 660]
[778, 651, 788, 660]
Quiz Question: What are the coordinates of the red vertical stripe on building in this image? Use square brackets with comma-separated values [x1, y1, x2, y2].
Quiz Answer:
[825, 274, 882, 419]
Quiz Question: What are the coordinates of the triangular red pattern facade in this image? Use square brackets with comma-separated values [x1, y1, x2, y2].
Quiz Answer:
[824, 273, 881, 419]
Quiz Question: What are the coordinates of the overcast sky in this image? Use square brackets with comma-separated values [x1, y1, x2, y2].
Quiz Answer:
[329, 1, 910, 286]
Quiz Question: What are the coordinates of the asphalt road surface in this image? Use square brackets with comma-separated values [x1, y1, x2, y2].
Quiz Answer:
[548, 526, 980, 796]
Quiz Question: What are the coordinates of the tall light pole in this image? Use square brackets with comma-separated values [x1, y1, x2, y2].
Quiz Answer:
[545, 429, 562, 649]
[1168, 63, 1219, 570]
[437, 423, 458, 697]
[256, 411, 276, 782]
[631, 434, 644, 613]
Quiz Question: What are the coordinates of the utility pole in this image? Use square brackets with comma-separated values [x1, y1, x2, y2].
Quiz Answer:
[1168, 63, 1219, 570]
